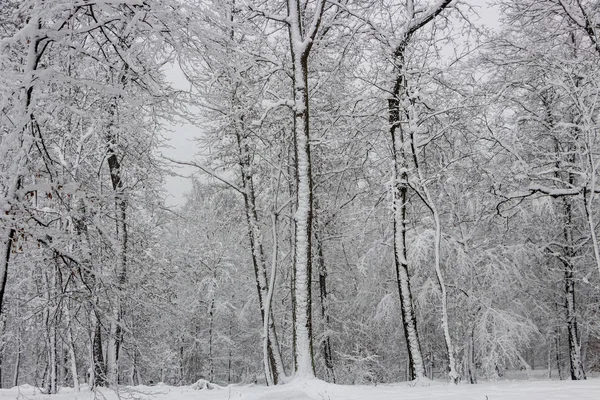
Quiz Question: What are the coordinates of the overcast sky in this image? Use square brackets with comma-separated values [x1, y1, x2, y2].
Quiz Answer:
[160, 64, 200, 208]
[159, 0, 499, 208]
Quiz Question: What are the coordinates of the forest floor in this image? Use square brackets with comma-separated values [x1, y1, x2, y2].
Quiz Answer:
[2, 376, 599, 400]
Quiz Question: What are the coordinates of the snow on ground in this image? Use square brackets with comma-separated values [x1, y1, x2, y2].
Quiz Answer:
[2, 378, 598, 400]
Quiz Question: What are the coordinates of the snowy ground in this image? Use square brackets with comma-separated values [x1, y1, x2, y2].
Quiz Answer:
[3, 378, 598, 400]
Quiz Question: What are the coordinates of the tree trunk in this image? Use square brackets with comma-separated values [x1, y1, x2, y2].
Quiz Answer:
[43, 267, 58, 394]
[0, 319, 5, 388]
[226, 2, 286, 382]
[0, 15, 42, 318]
[313, 203, 335, 382]
[106, 136, 128, 387]
[565, 264, 586, 380]
[290, 49, 315, 380]
[64, 300, 79, 391]
[408, 123, 459, 383]
[263, 212, 280, 386]
[13, 307, 20, 388]
[0, 229, 16, 319]
[73, 198, 106, 388]
[555, 322, 564, 380]
[286, 0, 326, 377]
[389, 42, 425, 380]
[208, 288, 215, 382]
[235, 126, 286, 384]
[92, 320, 107, 387]
[547, 344, 552, 379]
[561, 196, 586, 380]
[467, 325, 477, 384]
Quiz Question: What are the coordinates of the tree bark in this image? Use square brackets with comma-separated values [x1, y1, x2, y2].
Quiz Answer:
[64, 300, 79, 391]
[92, 320, 107, 387]
[313, 203, 335, 382]
[0, 14, 42, 319]
[74, 198, 107, 388]
[0, 229, 16, 318]
[105, 122, 128, 387]
[12, 301, 20, 387]
[286, 0, 326, 378]
[555, 324, 564, 380]
[561, 195, 586, 380]
[208, 294, 215, 382]
[234, 124, 286, 384]
[467, 325, 477, 384]
[389, 42, 425, 380]
[263, 211, 280, 386]
[43, 266, 58, 394]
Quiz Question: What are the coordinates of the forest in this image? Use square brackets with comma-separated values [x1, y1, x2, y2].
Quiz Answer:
[0, 0, 599, 395]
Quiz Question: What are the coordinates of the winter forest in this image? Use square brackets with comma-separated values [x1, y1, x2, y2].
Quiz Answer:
[1, 0, 600, 398]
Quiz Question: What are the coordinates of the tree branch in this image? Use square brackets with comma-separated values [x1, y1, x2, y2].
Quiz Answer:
[162, 155, 244, 195]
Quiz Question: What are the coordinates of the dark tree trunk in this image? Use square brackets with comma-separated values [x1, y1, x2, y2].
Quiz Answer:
[234, 122, 286, 384]
[106, 139, 128, 386]
[92, 322, 107, 387]
[389, 42, 425, 380]
[0, 20, 41, 320]
[313, 203, 335, 382]
[561, 192, 586, 380]
[556, 326, 564, 380]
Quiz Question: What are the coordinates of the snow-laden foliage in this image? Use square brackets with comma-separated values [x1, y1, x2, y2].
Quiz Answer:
[1, 0, 600, 391]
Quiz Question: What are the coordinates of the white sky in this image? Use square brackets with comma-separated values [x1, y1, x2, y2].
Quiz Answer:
[161, 65, 200, 208]
[159, 0, 499, 208]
